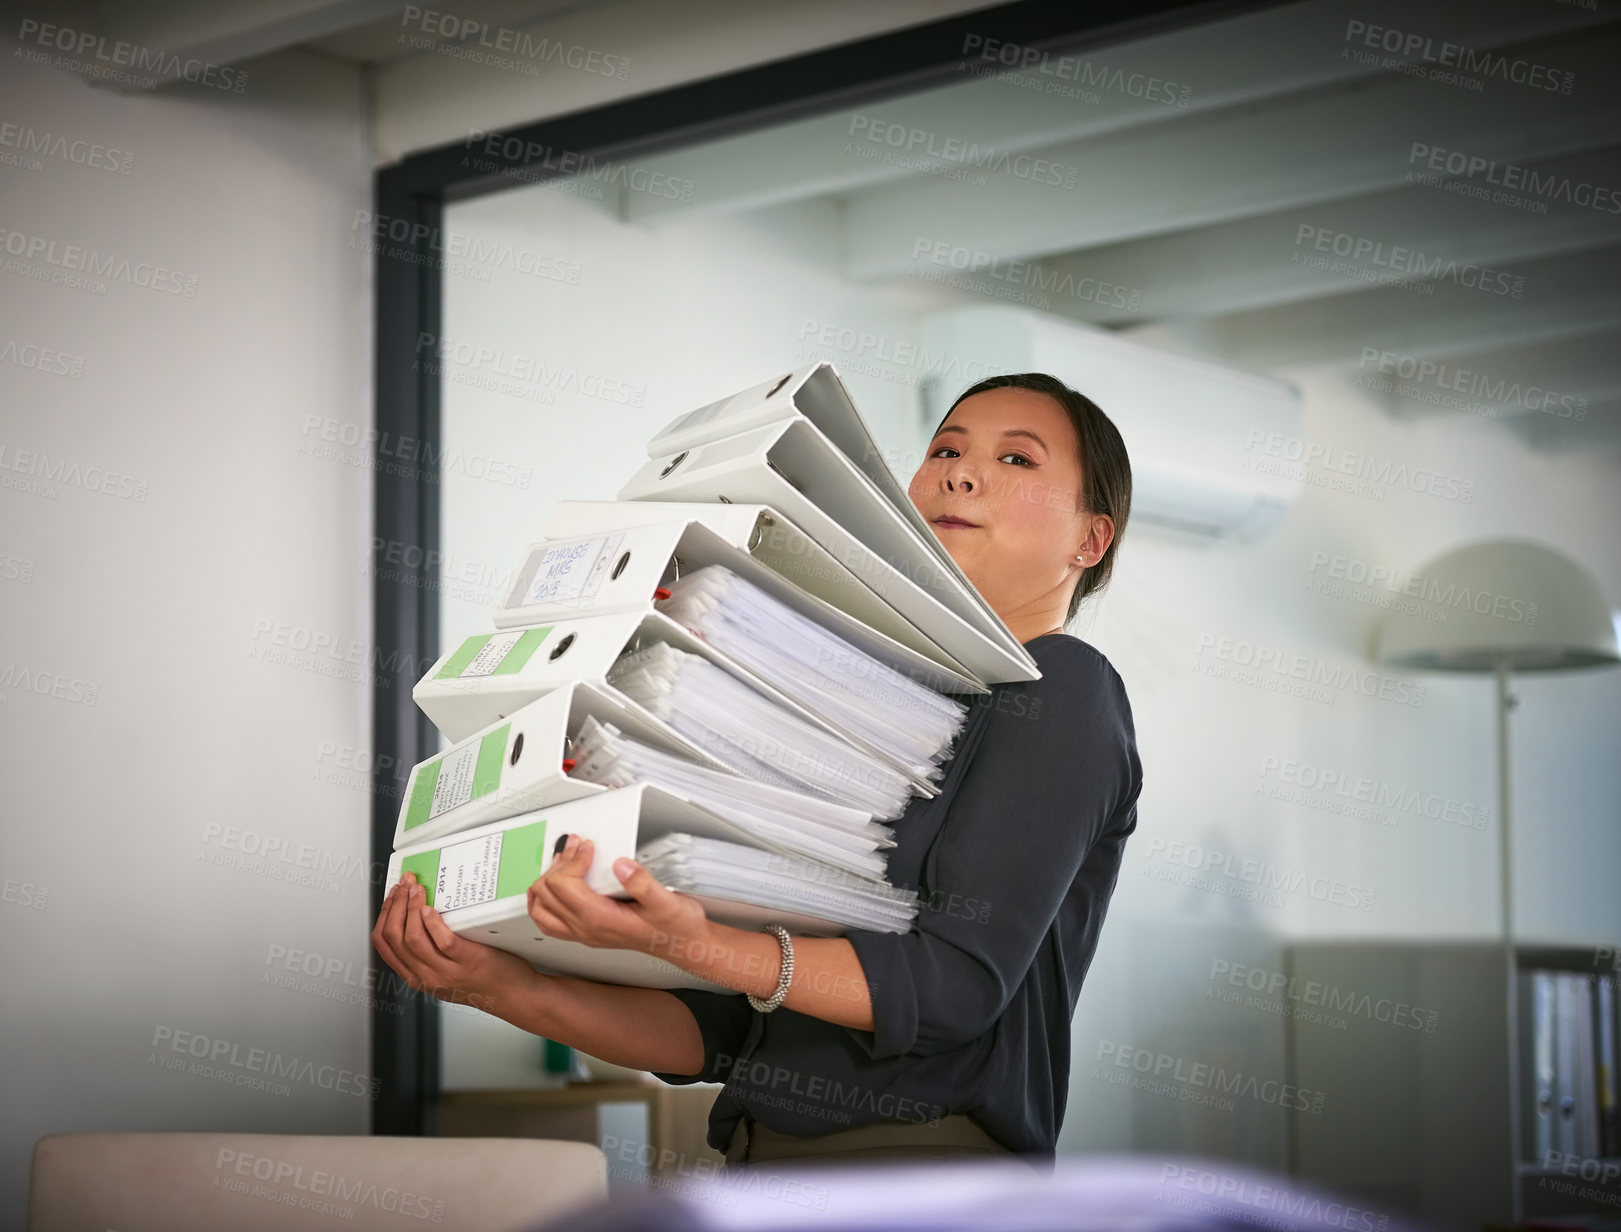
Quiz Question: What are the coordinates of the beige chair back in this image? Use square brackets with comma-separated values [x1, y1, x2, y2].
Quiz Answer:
[28, 1132, 606, 1232]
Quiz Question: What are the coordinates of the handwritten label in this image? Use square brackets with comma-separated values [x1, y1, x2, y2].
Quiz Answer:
[524, 533, 624, 607]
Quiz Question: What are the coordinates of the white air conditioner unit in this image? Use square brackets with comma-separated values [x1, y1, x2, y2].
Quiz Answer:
[916, 307, 1303, 542]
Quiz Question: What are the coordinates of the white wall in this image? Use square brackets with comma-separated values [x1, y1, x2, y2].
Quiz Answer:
[0, 41, 373, 1222]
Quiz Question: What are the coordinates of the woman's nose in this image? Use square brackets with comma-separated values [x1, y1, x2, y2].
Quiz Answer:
[944, 458, 977, 493]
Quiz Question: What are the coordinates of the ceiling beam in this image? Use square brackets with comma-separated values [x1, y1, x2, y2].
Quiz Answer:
[1153, 243, 1621, 369]
[1362, 326, 1621, 424]
[839, 26, 1621, 280]
[618, 0, 1610, 226]
[1029, 145, 1621, 326]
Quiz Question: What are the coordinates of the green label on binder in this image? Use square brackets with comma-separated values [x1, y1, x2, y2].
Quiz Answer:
[403, 762, 440, 833]
[495, 819, 551, 900]
[436, 627, 552, 679]
[472, 723, 510, 797]
[402, 723, 512, 832]
[399, 848, 440, 894]
[404, 819, 550, 910]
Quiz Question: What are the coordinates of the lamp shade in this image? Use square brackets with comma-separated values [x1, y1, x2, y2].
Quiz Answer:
[1374, 538, 1620, 673]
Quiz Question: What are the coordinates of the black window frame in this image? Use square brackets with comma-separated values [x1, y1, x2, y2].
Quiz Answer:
[368, 0, 1284, 1135]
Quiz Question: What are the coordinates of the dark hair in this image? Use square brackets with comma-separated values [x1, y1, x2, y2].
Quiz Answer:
[937, 372, 1132, 623]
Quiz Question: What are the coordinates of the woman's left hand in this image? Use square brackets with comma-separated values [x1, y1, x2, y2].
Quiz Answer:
[527, 834, 711, 956]
[372, 872, 540, 1015]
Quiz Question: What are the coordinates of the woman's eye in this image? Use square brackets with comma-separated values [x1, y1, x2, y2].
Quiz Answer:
[929, 446, 1032, 465]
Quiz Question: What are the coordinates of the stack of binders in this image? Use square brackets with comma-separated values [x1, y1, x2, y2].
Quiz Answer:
[387, 363, 1041, 991]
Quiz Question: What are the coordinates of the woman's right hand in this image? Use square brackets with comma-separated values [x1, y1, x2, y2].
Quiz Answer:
[371, 871, 540, 1018]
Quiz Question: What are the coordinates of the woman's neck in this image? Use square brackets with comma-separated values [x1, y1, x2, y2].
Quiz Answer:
[1006, 615, 1067, 644]
[987, 588, 1072, 645]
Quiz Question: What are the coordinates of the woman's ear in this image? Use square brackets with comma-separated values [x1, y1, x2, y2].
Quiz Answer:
[1075, 513, 1114, 567]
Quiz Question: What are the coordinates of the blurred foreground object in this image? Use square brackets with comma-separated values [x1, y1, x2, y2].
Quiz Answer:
[525, 1153, 1443, 1231]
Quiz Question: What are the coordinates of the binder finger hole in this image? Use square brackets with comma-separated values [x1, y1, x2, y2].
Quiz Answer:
[548, 632, 575, 661]
[509, 732, 524, 766]
[658, 451, 688, 479]
[610, 552, 631, 580]
[766, 373, 792, 398]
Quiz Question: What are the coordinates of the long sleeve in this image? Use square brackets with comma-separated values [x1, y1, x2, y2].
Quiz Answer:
[842, 640, 1140, 1061]
[648, 987, 754, 1085]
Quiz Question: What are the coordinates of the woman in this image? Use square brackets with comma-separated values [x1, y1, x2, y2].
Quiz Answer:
[371, 372, 1143, 1169]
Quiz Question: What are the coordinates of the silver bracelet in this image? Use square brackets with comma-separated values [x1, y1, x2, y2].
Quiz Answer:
[747, 923, 793, 1013]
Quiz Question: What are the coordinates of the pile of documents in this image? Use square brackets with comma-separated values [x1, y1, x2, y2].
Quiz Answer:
[387, 363, 1041, 991]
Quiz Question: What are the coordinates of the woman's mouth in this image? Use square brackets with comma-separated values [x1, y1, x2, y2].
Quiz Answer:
[934, 515, 980, 528]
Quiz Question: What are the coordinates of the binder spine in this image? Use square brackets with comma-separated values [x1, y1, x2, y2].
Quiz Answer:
[393, 691, 585, 848]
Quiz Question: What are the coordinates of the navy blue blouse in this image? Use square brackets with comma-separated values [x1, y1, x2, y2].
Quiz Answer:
[650, 632, 1143, 1158]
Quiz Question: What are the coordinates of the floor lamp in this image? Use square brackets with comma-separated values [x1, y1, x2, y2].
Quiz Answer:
[1374, 538, 1620, 1222]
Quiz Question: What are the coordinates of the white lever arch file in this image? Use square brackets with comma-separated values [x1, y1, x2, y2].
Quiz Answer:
[493, 512, 982, 698]
[622, 364, 1039, 683]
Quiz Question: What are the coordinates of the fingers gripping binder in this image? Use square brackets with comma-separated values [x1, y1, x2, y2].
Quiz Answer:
[386, 785, 874, 993]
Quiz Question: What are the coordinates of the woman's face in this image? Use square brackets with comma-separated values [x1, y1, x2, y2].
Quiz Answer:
[907, 387, 1112, 627]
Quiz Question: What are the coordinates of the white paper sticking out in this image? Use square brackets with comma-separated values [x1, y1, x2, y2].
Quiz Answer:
[524, 533, 625, 607]
[434, 832, 504, 912]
